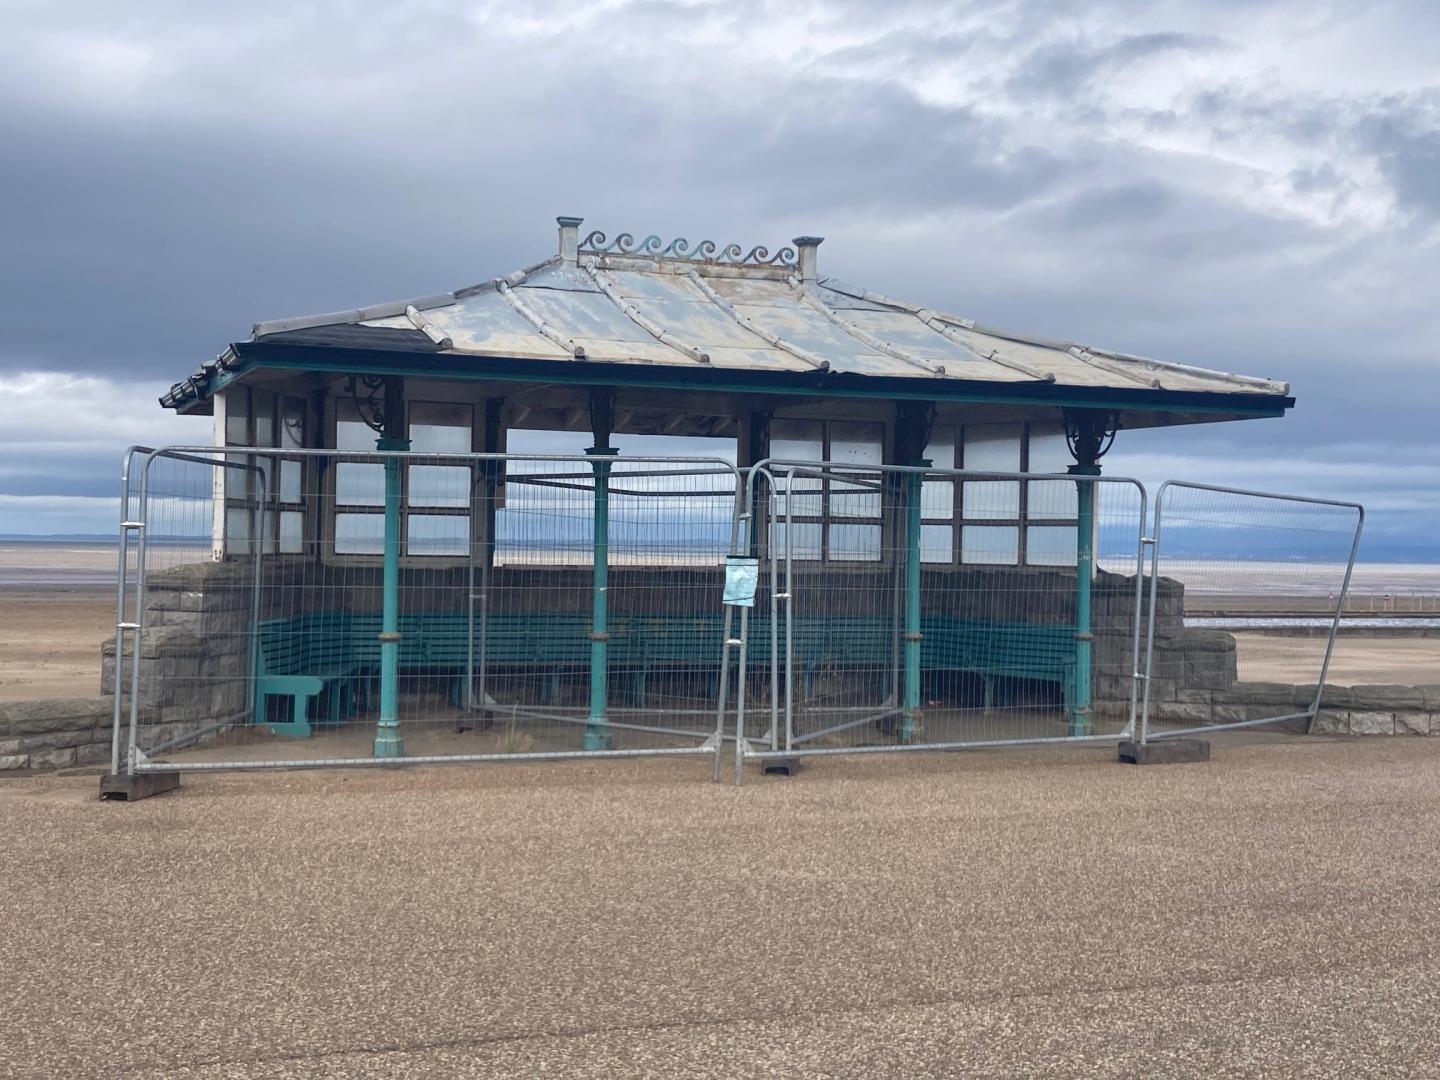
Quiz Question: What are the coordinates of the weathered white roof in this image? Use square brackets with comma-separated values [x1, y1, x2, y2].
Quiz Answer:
[163, 221, 1291, 409]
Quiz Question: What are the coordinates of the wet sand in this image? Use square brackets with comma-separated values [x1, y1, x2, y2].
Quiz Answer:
[0, 588, 112, 702]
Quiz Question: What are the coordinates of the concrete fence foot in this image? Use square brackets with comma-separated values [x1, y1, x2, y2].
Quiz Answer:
[100, 771, 181, 801]
[1117, 739, 1210, 765]
[761, 757, 802, 777]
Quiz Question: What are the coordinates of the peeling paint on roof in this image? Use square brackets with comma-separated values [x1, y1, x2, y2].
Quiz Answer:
[161, 223, 1292, 410]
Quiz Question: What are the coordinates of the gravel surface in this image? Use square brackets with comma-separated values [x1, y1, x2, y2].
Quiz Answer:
[2, 736, 1439, 1078]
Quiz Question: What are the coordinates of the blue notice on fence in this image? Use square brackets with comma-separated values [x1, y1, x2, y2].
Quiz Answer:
[723, 556, 759, 607]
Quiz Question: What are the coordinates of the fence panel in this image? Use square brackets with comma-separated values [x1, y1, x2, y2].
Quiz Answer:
[1139, 482, 1363, 740]
[115, 447, 741, 776]
[733, 461, 1150, 777]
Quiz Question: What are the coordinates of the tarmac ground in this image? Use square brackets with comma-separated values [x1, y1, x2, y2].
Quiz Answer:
[2, 733, 1439, 1078]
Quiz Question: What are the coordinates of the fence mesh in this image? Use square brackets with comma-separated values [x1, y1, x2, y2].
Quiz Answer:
[113, 448, 1367, 778]
[1140, 482, 1363, 739]
[736, 463, 1149, 761]
[118, 449, 738, 770]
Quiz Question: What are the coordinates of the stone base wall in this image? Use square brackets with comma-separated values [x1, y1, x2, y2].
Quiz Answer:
[1309, 684, 1440, 736]
[109, 560, 1190, 729]
[0, 698, 119, 770]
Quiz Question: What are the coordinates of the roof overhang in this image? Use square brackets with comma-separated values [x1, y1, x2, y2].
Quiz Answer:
[171, 340, 1292, 424]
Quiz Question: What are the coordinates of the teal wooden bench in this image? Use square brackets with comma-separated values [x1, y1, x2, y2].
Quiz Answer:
[251, 611, 1079, 735]
[254, 616, 362, 736]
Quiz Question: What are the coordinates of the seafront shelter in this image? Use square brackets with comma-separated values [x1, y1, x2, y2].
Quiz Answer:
[145, 215, 1295, 765]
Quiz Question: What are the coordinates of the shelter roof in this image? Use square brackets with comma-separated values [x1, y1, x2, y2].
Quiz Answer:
[161, 219, 1292, 415]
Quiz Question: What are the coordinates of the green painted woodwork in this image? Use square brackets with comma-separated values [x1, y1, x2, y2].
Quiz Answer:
[374, 435, 409, 758]
[250, 611, 1081, 738]
[1070, 470, 1097, 736]
[584, 447, 617, 751]
[900, 465, 928, 743]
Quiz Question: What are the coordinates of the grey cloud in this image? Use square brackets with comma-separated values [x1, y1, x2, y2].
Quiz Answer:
[1357, 98, 1440, 219]
[0, 0, 1437, 546]
[1008, 31, 1224, 100]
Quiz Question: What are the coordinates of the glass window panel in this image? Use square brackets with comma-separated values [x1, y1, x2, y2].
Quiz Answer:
[1026, 525, 1078, 566]
[771, 521, 822, 560]
[224, 389, 249, 446]
[921, 479, 953, 519]
[262, 510, 278, 554]
[1027, 479, 1079, 520]
[410, 402, 472, 453]
[252, 390, 275, 448]
[923, 425, 956, 470]
[962, 478, 1020, 520]
[279, 511, 304, 554]
[830, 478, 881, 519]
[829, 421, 883, 467]
[770, 418, 823, 462]
[962, 424, 1022, 520]
[280, 399, 305, 449]
[1027, 423, 1070, 474]
[961, 525, 1019, 565]
[1026, 423, 1079, 520]
[963, 422, 1022, 472]
[920, 524, 953, 563]
[828, 421, 883, 518]
[279, 459, 302, 504]
[335, 513, 385, 555]
[828, 523, 882, 561]
[336, 405, 377, 452]
[225, 508, 252, 555]
[771, 469, 822, 519]
[921, 426, 955, 519]
[335, 462, 384, 506]
[409, 465, 471, 508]
[408, 514, 470, 556]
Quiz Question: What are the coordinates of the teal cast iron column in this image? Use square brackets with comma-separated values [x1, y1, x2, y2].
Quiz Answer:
[1068, 463, 1099, 736]
[900, 460, 930, 743]
[584, 445, 617, 750]
[374, 435, 410, 757]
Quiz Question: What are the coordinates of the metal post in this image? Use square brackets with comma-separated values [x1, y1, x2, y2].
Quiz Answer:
[374, 435, 409, 758]
[1069, 465, 1098, 736]
[584, 446, 616, 750]
[900, 462, 928, 743]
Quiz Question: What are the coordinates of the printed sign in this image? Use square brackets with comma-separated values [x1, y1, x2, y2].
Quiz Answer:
[723, 556, 759, 607]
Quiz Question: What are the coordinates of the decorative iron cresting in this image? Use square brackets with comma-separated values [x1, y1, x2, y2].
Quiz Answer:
[579, 231, 797, 266]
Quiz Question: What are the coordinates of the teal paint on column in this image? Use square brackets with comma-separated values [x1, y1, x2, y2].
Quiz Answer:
[900, 462, 929, 743]
[584, 447, 617, 751]
[1069, 465, 1099, 736]
[374, 436, 410, 758]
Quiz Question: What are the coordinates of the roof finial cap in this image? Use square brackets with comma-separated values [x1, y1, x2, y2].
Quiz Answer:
[793, 235, 824, 282]
[557, 216, 584, 263]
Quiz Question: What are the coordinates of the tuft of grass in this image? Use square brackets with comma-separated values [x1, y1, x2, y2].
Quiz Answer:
[497, 724, 534, 755]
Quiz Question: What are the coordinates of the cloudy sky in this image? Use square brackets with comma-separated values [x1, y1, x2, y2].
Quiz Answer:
[1, 0, 1436, 556]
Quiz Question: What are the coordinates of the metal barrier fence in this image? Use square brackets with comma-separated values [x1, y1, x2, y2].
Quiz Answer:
[111, 448, 1366, 783]
[1138, 482, 1363, 741]
[729, 461, 1150, 781]
[114, 447, 741, 776]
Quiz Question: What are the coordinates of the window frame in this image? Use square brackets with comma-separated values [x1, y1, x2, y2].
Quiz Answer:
[919, 420, 1082, 567]
[768, 418, 886, 563]
[221, 387, 308, 557]
[328, 399, 478, 562]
